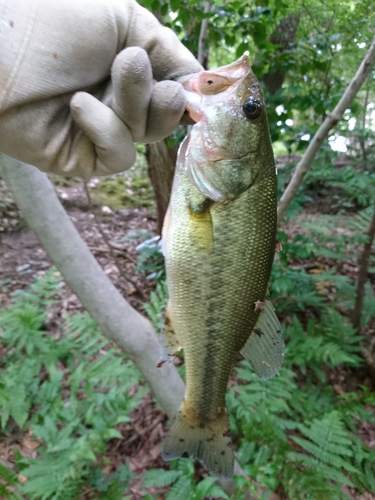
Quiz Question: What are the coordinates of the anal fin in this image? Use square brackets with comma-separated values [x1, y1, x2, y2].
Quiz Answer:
[241, 300, 284, 380]
[158, 301, 182, 366]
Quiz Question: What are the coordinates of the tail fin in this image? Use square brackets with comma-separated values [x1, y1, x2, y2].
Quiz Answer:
[162, 407, 234, 479]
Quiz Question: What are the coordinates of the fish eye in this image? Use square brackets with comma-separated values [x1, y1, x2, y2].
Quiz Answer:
[242, 98, 262, 120]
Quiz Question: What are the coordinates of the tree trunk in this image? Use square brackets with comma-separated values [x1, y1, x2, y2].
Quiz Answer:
[352, 203, 375, 330]
[146, 139, 178, 234]
[262, 14, 300, 95]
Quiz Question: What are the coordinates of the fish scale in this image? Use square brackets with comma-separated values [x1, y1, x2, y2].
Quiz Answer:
[161, 55, 280, 478]
[169, 171, 277, 414]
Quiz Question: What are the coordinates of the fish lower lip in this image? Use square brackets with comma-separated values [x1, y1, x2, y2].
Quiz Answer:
[185, 101, 203, 123]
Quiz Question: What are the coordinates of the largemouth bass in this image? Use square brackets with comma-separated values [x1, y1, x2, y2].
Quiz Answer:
[160, 55, 283, 478]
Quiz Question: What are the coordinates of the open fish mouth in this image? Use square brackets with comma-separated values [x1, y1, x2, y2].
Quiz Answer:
[178, 55, 251, 122]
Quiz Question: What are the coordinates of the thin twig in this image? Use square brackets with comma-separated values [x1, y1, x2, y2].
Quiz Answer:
[360, 74, 370, 170]
[277, 36, 375, 223]
[83, 182, 146, 300]
[198, 2, 211, 66]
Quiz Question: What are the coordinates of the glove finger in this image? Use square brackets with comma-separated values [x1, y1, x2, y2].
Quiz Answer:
[70, 92, 136, 175]
[111, 47, 153, 141]
[127, 4, 203, 81]
[142, 80, 186, 143]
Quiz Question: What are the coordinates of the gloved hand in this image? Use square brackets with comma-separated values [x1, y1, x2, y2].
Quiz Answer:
[0, 0, 202, 178]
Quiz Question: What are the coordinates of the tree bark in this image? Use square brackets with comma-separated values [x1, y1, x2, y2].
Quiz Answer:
[0, 153, 184, 420]
[197, 1, 211, 68]
[146, 140, 178, 234]
[352, 204, 375, 330]
[262, 13, 300, 95]
[277, 36, 375, 222]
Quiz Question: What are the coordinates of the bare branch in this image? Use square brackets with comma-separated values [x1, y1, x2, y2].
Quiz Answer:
[277, 36, 375, 222]
[0, 154, 184, 419]
[198, 2, 211, 66]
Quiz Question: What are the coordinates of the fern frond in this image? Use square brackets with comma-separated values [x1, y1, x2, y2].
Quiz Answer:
[142, 469, 182, 488]
[195, 477, 231, 500]
[288, 411, 363, 488]
[165, 475, 193, 500]
[20, 452, 77, 499]
[143, 280, 168, 333]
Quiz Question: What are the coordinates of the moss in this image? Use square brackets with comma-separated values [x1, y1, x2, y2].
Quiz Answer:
[91, 154, 156, 212]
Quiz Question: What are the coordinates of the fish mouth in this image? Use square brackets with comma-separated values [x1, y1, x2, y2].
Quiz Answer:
[178, 55, 251, 122]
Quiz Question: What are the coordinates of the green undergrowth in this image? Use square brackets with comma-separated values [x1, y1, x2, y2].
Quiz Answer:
[0, 269, 142, 500]
[227, 312, 375, 499]
[270, 205, 375, 319]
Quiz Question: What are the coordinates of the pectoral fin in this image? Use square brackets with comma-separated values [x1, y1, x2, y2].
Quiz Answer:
[161, 205, 171, 258]
[241, 300, 284, 380]
[188, 198, 214, 253]
[158, 301, 182, 366]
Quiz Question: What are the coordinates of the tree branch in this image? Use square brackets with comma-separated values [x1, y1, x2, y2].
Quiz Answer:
[0, 154, 184, 419]
[277, 36, 375, 222]
[351, 203, 375, 331]
[197, 2, 210, 66]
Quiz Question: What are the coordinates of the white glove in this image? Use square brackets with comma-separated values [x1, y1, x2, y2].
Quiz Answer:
[0, 0, 202, 178]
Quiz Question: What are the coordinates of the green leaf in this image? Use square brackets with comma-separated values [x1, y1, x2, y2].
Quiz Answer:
[143, 469, 182, 488]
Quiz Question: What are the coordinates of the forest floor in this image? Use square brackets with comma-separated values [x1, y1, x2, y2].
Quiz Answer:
[0, 159, 375, 499]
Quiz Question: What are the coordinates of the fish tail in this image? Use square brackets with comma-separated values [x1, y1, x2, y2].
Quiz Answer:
[162, 403, 234, 478]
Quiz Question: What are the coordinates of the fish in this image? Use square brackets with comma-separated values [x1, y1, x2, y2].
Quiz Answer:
[159, 55, 284, 479]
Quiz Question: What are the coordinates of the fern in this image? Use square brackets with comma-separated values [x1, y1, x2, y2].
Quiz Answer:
[87, 464, 133, 499]
[142, 461, 231, 500]
[228, 313, 373, 500]
[194, 477, 230, 500]
[19, 452, 81, 500]
[290, 412, 356, 469]
[0, 464, 24, 500]
[143, 469, 182, 488]
[0, 304, 47, 356]
[143, 280, 168, 333]
[284, 311, 363, 381]
[165, 476, 193, 500]
[305, 161, 375, 209]
[282, 462, 347, 500]
[0, 270, 142, 499]
[135, 235, 165, 280]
